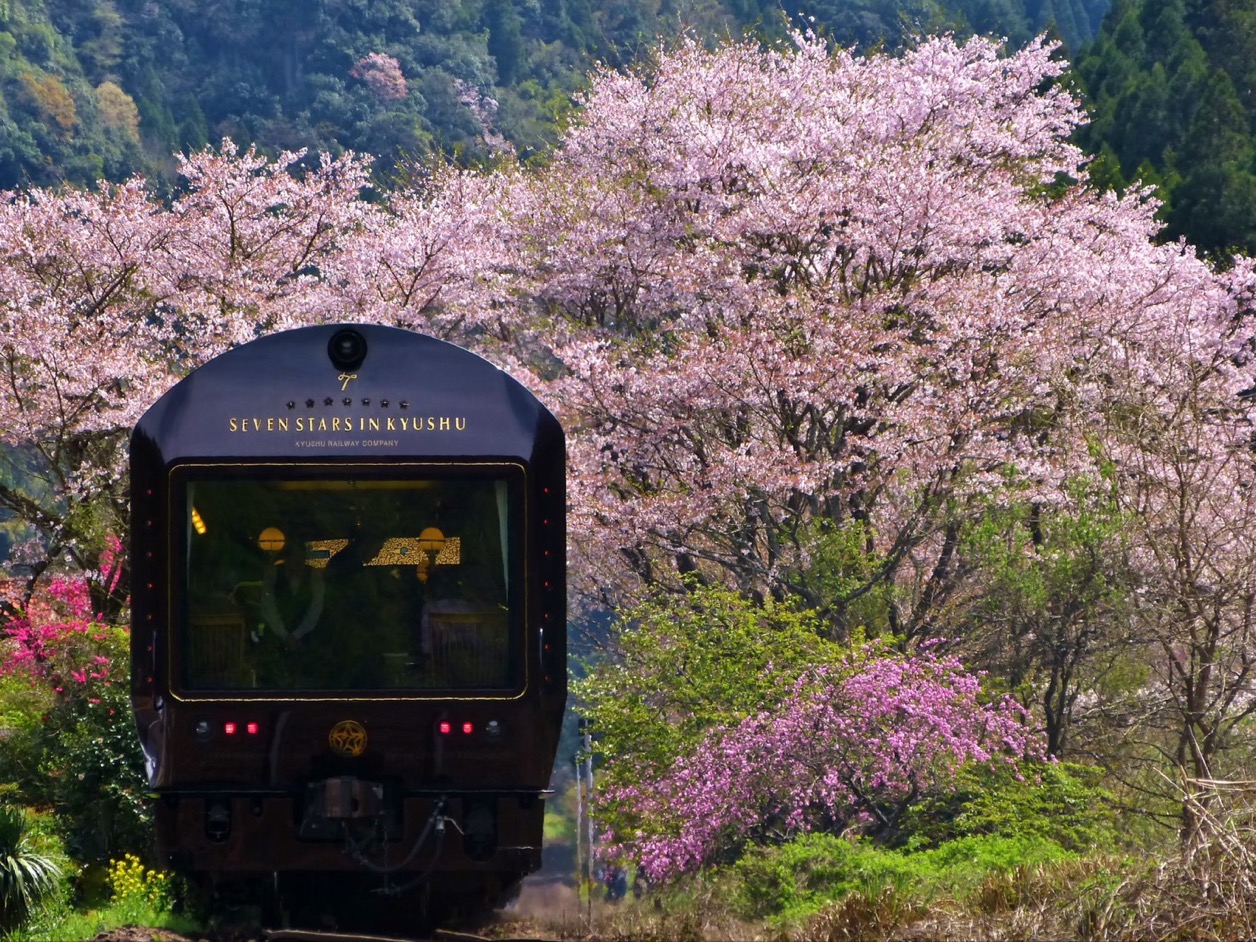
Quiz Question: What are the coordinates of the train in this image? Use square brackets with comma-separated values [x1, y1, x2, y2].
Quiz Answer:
[129, 324, 566, 926]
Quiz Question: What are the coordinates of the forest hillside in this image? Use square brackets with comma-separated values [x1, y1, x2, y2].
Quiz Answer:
[12, 0, 1256, 255]
[4, 0, 1106, 186]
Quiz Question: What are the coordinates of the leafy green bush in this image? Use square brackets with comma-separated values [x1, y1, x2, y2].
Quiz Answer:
[733, 834, 919, 921]
[576, 582, 843, 849]
[731, 831, 1076, 924]
[896, 761, 1118, 853]
[34, 677, 151, 863]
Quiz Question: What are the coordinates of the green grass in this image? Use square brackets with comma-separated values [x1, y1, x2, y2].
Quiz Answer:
[10, 900, 202, 941]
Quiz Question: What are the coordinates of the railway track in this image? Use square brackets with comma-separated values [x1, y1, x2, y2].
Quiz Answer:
[261, 927, 550, 942]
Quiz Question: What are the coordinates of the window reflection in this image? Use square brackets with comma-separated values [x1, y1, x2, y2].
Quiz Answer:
[181, 475, 518, 692]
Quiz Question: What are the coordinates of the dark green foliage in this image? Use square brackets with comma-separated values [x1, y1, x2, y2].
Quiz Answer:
[0, 1, 145, 189]
[1, 0, 1114, 191]
[1167, 67, 1256, 255]
[1074, 0, 1256, 257]
[484, 0, 524, 84]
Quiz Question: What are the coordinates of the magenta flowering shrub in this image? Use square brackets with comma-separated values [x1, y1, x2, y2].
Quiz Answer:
[2, 572, 116, 694]
[604, 644, 1043, 882]
[0, 564, 149, 862]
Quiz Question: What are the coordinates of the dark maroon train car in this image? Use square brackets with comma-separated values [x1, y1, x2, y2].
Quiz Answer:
[129, 325, 565, 922]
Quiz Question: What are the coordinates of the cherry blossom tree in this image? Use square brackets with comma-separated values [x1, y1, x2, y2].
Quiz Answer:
[350, 53, 408, 103]
[461, 32, 1256, 839]
[0, 143, 374, 615]
[157, 140, 375, 352]
[1084, 264, 1256, 839]
[477, 32, 1256, 648]
[0, 179, 171, 615]
[313, 162, 513, 342]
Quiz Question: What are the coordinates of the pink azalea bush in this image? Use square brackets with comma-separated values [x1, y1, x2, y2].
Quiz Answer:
[603, 643, 1043, 882]
[0, 553, 147, 862]
[2, 538, 125, 694]
[2, 574, 113, 692]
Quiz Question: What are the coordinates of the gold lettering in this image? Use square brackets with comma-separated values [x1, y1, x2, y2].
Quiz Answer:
[224, 414, 471, 433]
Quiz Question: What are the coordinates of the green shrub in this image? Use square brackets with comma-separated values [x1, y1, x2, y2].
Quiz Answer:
[896, 760, 1118, 853]
[733, 834, 925, 921]
[731, 831, 1075, 924]
[35, 679, 151, 863]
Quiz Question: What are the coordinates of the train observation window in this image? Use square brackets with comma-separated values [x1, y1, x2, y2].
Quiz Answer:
[177, 470, 522, 694]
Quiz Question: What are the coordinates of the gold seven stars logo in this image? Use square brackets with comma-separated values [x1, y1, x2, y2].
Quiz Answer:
[328, 720, 368, 757]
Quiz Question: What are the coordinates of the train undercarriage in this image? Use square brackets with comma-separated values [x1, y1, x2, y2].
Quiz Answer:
[156, 783, 546, 929]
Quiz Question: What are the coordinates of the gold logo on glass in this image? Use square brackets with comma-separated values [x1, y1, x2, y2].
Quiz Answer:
[328, 720, 368, 757]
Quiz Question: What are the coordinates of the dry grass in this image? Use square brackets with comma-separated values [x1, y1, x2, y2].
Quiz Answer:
[493, 786, 1256, 942]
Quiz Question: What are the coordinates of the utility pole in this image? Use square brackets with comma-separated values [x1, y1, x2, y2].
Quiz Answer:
[579, 717, 595, 925]
[574, 753, 584, 915]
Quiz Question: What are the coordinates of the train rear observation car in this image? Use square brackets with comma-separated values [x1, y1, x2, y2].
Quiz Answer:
[129, 325, 565, 919]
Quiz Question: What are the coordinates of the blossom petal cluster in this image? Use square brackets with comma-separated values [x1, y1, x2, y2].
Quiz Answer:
[2, 572, 114, 692]
[604, 644, 1041, 882]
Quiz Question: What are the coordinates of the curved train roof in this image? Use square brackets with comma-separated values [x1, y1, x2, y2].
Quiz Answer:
[132, 324, 561, 466]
